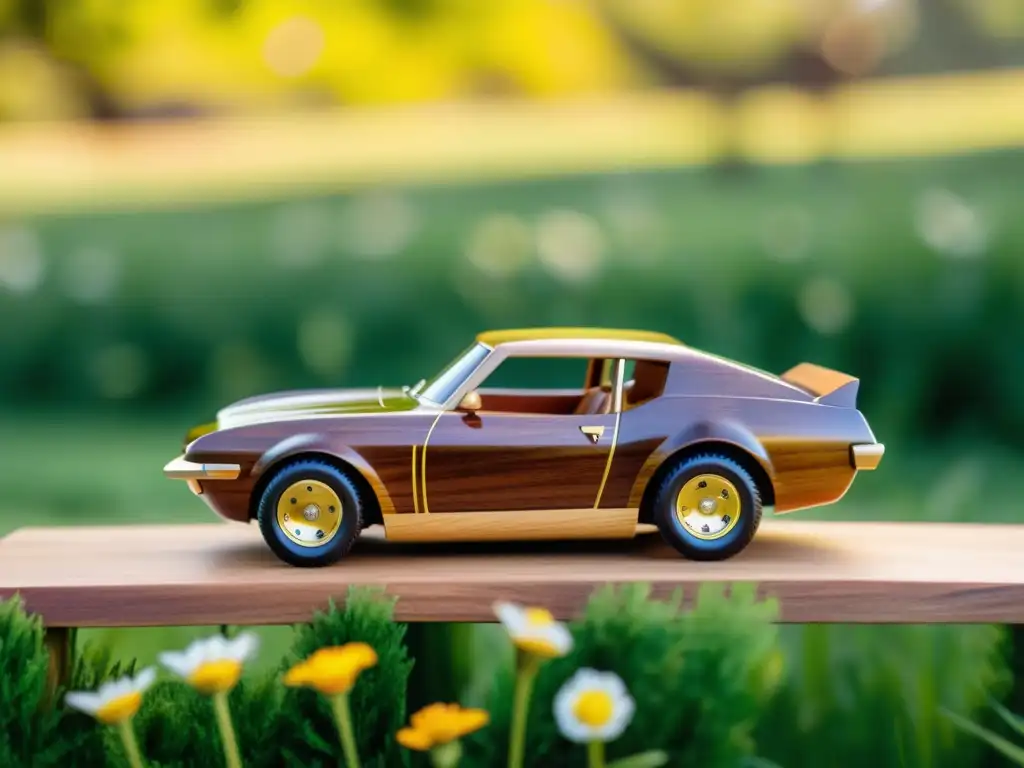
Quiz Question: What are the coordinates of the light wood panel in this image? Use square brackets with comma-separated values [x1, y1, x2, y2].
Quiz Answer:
[1, 520, 1023, 625]
[383, 509, 640, 542]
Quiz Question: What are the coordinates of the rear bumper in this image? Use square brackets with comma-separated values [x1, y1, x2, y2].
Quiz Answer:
[851, 443, 885, 471]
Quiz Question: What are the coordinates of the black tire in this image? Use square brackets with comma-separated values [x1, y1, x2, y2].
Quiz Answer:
[649, 453, 762, 561]
[256, 458, 364, 567]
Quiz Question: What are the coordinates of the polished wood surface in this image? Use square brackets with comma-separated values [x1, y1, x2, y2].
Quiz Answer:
[2, 520, 1023, 626]
[423, 412, 619, 512]
[762, 438, 857, 512]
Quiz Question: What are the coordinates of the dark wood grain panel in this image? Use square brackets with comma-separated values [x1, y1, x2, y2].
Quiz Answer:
[358, 446, 417, 515]
[423, 412, 616, 512]
[600, 437, 662, 508]
[3, 521, 1024, 625]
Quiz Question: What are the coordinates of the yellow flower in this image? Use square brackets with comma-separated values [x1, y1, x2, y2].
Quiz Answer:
[64, 667, 157, 725]
[494, 601, 573, 659]
[554, 668, 635, 744]
[283, 642, 378, 696]
[396, 703, 490, 751]
[158, 631, 259, 695]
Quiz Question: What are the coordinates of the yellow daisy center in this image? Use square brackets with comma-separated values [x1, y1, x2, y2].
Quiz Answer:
[525, 607, 554, 626]
[188, 659, 243, 695]
[573, 690, 614, 727]
[95, 692, 143, 725]
[515, 636, 562, 658]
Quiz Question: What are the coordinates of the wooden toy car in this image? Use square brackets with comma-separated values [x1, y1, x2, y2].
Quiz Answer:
[164, 327, 883, 567]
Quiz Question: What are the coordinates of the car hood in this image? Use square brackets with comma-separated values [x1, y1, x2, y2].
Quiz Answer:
[216, 387, 420, 429]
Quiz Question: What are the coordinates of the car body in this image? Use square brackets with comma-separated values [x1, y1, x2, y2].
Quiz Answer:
[164, 327, 884, 566]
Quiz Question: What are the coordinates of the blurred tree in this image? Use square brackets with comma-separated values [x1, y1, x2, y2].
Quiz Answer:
[472, 0, 639, 97]
[594, 0, 920, 90]
[0, 39, 90, 121]
[953, 0, 1024, 38]
[2, 0, 1024, 121]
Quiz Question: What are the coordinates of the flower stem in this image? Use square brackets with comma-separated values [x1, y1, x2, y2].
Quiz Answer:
[116, 719, 146, 768]
[331, 693, 361, 768]
[213, 690, 243, 768]
[430, 740, 463, 768]
[587, 740, 606, 768]
[508, 652, 541, 768]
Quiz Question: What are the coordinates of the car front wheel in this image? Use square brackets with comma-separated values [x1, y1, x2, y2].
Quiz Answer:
[650, 453, 762, 561]
[256, 458, 363, 567]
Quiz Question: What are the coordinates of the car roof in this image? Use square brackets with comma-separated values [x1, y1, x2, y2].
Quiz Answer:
[476, 327, 684, 348]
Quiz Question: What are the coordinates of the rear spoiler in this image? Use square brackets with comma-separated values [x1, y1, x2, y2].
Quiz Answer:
[781, 363, 860, 407]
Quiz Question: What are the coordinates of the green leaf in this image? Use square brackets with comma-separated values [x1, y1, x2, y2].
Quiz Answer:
[606, 749, 670, 768]
[990, 699, 1024, 742]
[941, 708, 1024, 765]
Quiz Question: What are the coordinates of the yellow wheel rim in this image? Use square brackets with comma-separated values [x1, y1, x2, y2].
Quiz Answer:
[675, 474, 741, 541]
[276, 479, 343, 548]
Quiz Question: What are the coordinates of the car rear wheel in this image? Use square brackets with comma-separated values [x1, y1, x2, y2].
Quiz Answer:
[650, 453, 762, 561]
[256, 458, 363, 567]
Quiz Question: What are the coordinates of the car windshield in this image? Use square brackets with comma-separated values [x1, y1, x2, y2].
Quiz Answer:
[417, 342, 492, 405]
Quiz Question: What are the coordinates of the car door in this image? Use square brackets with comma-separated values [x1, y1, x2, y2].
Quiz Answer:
[419, 356, 621, 514]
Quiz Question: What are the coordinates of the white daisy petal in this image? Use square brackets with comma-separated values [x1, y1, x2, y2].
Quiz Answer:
[493, 602, 522, 631]
[227, 631, 260, 662]
[101, 678, 131, 700]
[64, 692, 102, 715]
[205, 635, 230, 660]
[134, 667, 157, 692]
[158, 650, 191, 678]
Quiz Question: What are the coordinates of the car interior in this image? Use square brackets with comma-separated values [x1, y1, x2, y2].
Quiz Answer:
[468, 356, 670, 416]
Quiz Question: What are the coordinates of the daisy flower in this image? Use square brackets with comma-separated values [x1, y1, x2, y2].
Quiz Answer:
[493, 601, 573, 659]
[65, 667, 157, 725]
[159, 631, 259, 695]
[554, 668, 635, 744]
[65, 668, 157, 768]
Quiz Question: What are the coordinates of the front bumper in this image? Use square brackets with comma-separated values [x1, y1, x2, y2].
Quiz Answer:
[851, 443, 885, 471]
[164, 455, 242, 494]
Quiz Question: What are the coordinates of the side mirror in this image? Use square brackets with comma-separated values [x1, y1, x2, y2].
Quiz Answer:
[457, 390, 482, 413]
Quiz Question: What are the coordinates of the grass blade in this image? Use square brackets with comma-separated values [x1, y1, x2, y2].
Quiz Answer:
[941, 708, 1024, 765]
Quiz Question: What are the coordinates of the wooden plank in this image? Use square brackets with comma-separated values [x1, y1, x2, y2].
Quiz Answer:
[0, 520, 1022, 625]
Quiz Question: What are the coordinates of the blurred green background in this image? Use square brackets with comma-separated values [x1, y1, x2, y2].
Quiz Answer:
[2, 0, 1024, 766]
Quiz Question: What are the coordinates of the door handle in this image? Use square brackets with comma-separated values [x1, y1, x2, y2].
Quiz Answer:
[580, 426, 605, 444]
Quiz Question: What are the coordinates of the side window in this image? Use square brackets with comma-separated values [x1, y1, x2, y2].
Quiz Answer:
[624, 359, 670, 408]
[482, 356, 589, 390]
